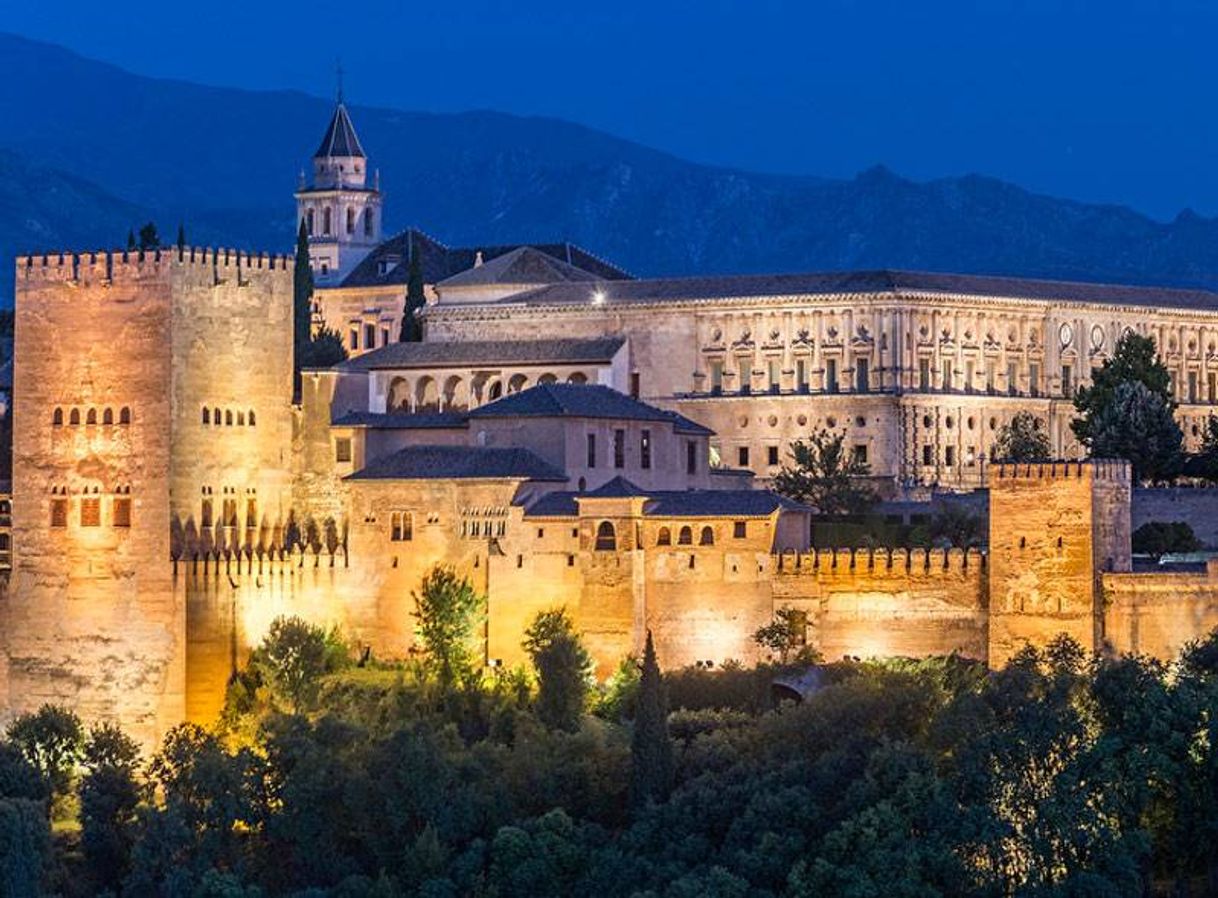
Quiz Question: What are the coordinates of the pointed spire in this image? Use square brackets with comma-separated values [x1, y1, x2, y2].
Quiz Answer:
[313, 102, 366, 159]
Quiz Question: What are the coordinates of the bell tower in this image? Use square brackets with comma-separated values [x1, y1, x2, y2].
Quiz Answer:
[295, 79, 383, 286]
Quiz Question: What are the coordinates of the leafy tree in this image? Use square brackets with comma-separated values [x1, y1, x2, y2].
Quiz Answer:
[80, 722, 143, 891]
[1089, 381, 1183, 482]
[991, 410, 1051, 462]
[293, 219, 315, 398]
[928, 505, 983, 549]
[1072, 332, 1182, 480]
[0, 798, 48, 897]
[6, 704, 83, 805]
[413, 565, 486, 689]
[523, 609, 593, 732]
[629, 631, 673, 809]
[137, 221, 160, 250]
[1187, 415, 1218, 482]
[1132, 520, 1201, 558]
[774, 427, 876, 515]
[399, 234, 426, 343]
[297, 326, 349, 372]
[752, 607, 810, 663]
[257, 615, 349, 712]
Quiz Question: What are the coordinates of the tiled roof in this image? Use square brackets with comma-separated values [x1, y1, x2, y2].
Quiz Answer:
[337, 337, 625, 372]
[494, 268, 1218, 312]
[347, 445, 566, 481]
[522, 487, 810, 519]
[314, 103, 365, 158]
[338, 228, 632, 289]
[584, 476, 646, 497]
[661, 410, 714, 437]
[437, 246, 601, 289]
[469, 383, 682, 425]
[331, 411, 468, 429]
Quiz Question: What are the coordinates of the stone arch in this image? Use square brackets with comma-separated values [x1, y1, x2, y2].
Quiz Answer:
[678, 525, 693, 545]
[657, 526, 672, 546]
[508, 373, 529, 394]
[416, 376, 439, 413]
[595, 521, 617, 551]
[52, 408, 63, 426]
[225, 409, 234, 426]
[388, 376, 411, 412]
[249, 410, 256, 426]
[487, 380, 504, 401]
[86, 408, 97, 425]
[119, 406, 131, 424]
[443, 375, 468, 412]
[69, 408, 80, 425]
[202, 407, 210, 425]
[537, 372, 558, 385]
[103, 408, 114, 425]
[567, 371, 588, 384]
[699, 525, 715, 546]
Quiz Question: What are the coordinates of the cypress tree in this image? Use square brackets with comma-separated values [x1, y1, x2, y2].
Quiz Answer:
[399, 232, 426, 342]
[630, 631, 673, 809]
[293, 220, 314, 399]
[176, 223, 186, 250]
[126, 229, 136, 251]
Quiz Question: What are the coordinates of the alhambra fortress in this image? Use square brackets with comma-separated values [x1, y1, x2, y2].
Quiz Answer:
[5, 100, 1218, 748]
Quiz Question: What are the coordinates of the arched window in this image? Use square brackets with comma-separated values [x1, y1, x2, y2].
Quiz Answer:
[202, 408, 210, 425]
[595, 521, 617, 552]
[86, 408, 97, 425]
[69, 408, 80, 425]
[699, 526, 715, 546]
[346, 207, 355, 234]
[323, 207, 332, 236]
[102, 408, 113, 425]
[657, 527, 671, 546]
[678, 525, 693, 545]
[567, 372, 588, 385]
[225, 410, 233, 426]
[538, 373, 558, 385]
[237, 411, 245, 426]
[52, 408, 63, 426]
[213, 407, 221, 426]
[248, 410, 256, 426]
[306, 209, 315, 235]
[119, 407, 131, 424]
[364, 209, 374, 237]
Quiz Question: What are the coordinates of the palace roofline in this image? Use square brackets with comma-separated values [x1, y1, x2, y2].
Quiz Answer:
[470, 268, 1218, 312]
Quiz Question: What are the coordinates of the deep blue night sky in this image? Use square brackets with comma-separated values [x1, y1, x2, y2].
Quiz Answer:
[7, 0, 1217, 220]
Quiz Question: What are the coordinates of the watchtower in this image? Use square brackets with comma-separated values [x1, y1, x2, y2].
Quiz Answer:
[987, 459, 1131, 666]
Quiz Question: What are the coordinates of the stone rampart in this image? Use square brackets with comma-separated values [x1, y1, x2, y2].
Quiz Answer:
[771, 546, 989, 661]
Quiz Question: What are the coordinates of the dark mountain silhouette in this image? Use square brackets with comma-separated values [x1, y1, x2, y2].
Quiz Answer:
[2, 31, 1218, 302]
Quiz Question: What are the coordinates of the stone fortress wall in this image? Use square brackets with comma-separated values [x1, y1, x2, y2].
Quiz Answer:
[8, 250, 1218, 748]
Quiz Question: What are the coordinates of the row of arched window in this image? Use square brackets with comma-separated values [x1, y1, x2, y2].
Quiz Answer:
[52, 407, 131, 427]
[202, 408, 256, 427]
[592, 521, 719, 552]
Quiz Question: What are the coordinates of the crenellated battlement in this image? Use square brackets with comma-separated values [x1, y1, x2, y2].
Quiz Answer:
[15, 246, 293, 285]
[991, 458, 1131, 483]
[774, 545, 986, 577]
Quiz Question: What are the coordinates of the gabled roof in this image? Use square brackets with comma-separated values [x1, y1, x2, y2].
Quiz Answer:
[336, 337, 625, 372]
[468, 383, 687, 426]
[337, 228, 632, 289]
[347, 445, 566, 481]
[437, 246, 602, 289]
[331, 411, 468, 430]
[489, 268, 1218, 313]
[584, 476, 646, 498]
[314, 103, 365, 158]
[521, 487, 811, 519]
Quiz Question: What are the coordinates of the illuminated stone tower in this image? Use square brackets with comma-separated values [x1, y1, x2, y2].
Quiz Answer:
[987, 459, 1132, 666]
[294, 88, 383, 286]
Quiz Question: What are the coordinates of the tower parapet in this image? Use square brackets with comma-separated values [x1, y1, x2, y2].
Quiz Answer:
[987, 458, 1132, 666]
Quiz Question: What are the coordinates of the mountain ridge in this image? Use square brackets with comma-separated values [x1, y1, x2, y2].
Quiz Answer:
[3, 30, 1218, 304]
